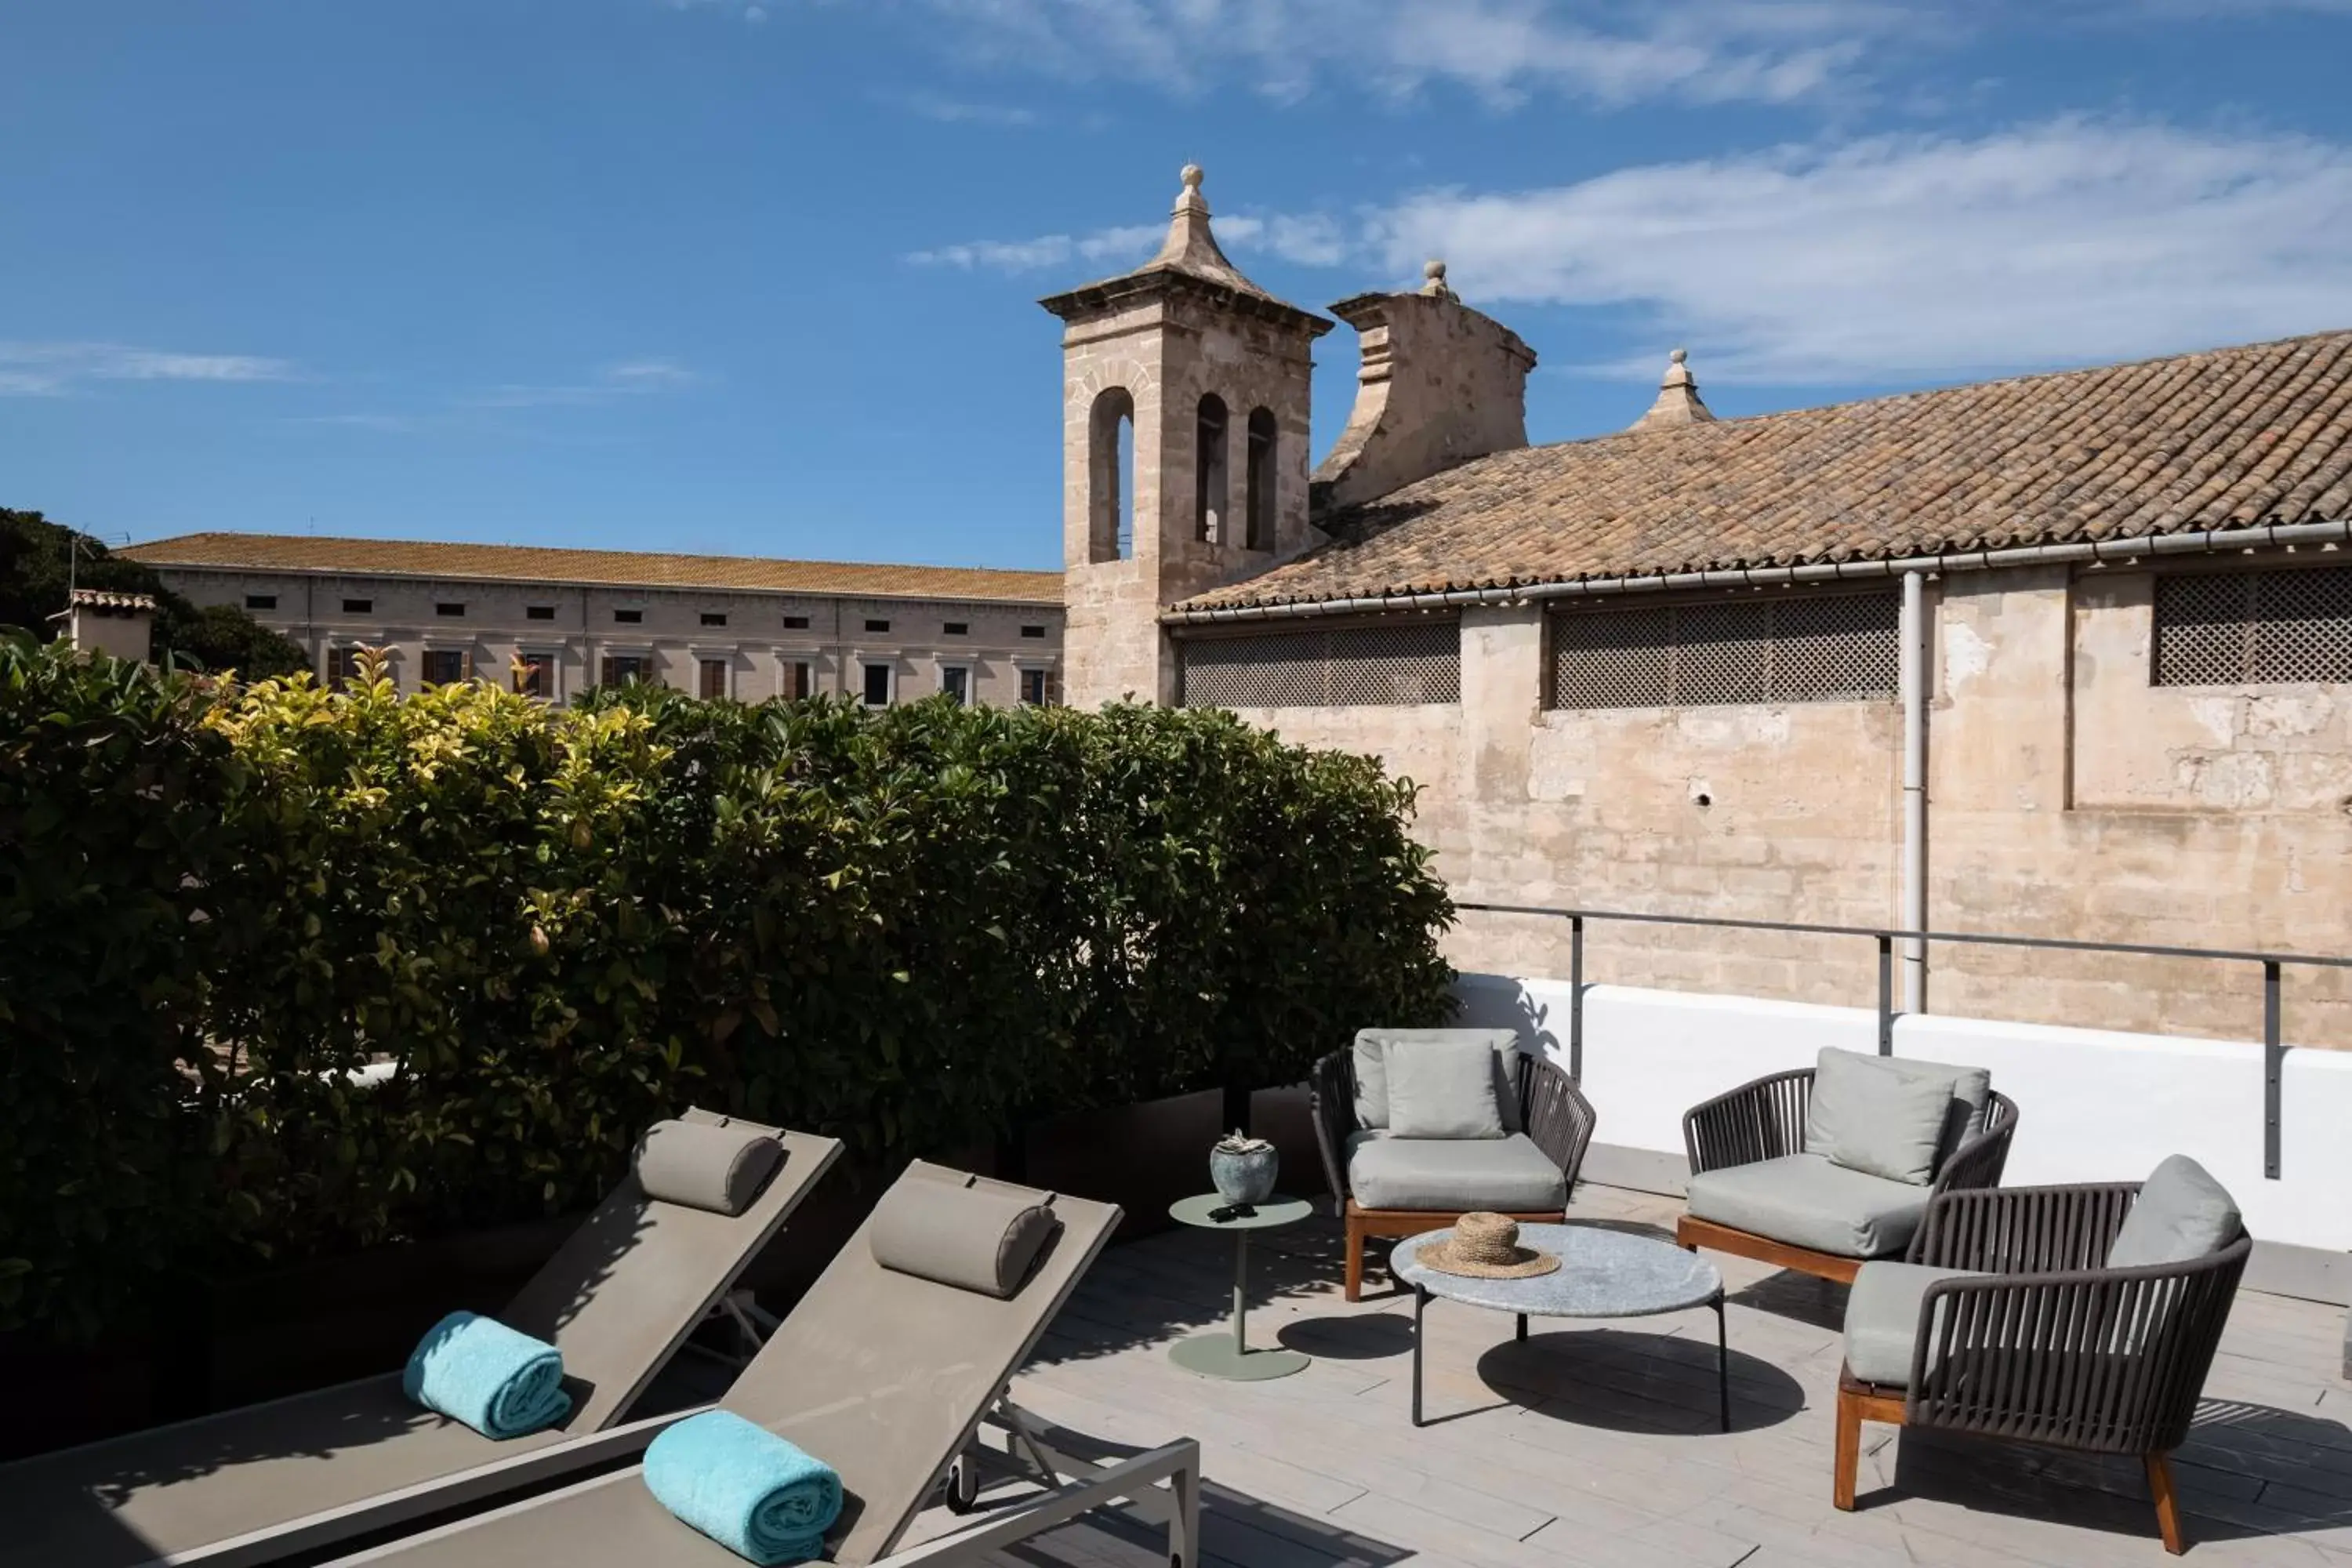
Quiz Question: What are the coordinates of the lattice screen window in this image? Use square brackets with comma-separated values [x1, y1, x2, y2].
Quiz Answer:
[2154, 568, 2352, 687]
[1548, 591, 1899, 709]
[1178, 619, 1461, 708]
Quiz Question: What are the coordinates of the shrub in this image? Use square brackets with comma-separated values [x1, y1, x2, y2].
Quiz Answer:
[0, 641, 1455, 1338]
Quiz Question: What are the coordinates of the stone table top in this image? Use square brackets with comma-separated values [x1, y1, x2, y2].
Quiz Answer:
[1393, 1223, 1722, 1317]
[1167, 1194, 1315, 1232]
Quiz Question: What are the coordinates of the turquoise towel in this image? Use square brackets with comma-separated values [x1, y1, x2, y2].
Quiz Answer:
[401, 1311, 572, 1439]
[644, 1409, 844, 1566]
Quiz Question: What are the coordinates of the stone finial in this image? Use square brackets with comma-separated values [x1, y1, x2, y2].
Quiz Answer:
[1632, 346, 1716, 431]
[1137, 162, 1264, 296]
[1420, 259, 1457, 301]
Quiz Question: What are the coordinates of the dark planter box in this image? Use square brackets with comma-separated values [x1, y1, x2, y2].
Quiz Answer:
[1020, 1087, 1225, 1240]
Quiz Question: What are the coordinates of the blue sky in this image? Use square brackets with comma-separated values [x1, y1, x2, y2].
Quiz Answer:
[3, 1, 2350, 572]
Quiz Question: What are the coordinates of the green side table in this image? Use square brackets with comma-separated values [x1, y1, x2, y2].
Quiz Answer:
[1165, 1193, 1316, 1381]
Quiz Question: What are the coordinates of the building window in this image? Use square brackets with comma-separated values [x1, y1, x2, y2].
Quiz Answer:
[789, 660, 814, 700]
[1020, 624, 1047, 640]
[1245, 407, 1277, 550]
[783, 614, 811, 630]
[326, 646, 365, 689]
[699, 658, 729, 699]
[435, 602, 466, 619]
[2154, 567, 2352, 686]
[1178, 618, 1461, 709]
[614, 608, 644, 625]
[1546, 592, 1899, 710]
[701, 612, 728, 627]
[864, 618, 891, 633]
[943, 621, 969, 637]
[245, 593, 277, 611]
[1196, 394, 1229, 543]
[600, 654, 652, 687]
[862, 662, 892, 707]
[940, 666, 971, 706]
[513, 653, 553, 699]
[1089, 387, 1136, 563]
[1020, 667, 1058, 706]
[421, 649, 468, 685]
[342, 597, 372, 615]
[527, 604, 557, 621]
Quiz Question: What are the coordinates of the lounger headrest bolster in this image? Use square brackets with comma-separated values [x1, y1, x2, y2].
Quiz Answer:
[869, 1175, 1058, 1298]
[634, 1118, 786, 1216]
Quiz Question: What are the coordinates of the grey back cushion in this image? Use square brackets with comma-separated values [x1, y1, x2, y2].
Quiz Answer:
[870, 1172, 1059, 1298]
[1385, 1036, 1505, 1140]
[1809, 1057, 1955, 1186]
[1353, 1029, 1523, 1134]
[1806, 1047, 1991, 1178]
[634, 1116, 786, 1215]
[2108, 1155, 2243, 1268]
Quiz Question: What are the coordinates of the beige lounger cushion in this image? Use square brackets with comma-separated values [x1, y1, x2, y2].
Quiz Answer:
[869, 1172, 1057, 1298]
[633, 1117, 786, 1215]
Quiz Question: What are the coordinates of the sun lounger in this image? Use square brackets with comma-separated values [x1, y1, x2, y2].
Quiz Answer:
[0, 1110, 842, 1568]
[318, 1160, 1200, 1568]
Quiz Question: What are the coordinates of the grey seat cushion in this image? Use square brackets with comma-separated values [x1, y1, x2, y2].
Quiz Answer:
[1844, 1260, 1984, 1388]
[1385, 1037, 1505, 1140]
[1685, 1152, 1929, 1259]
[1806, 1047, 1991, 1178]
[2109, 1154, 2243, 1268]
[1346, 1131, 1566, 1213]
[1352, 1029, 1523, 1134]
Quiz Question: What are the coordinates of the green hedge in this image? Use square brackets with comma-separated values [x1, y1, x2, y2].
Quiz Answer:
[0, 641, 1455, 1339]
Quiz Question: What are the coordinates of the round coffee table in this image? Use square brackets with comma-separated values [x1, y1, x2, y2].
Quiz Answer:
[1166, 1194, 1316, 1381]
[1392, 1222, 1728, 1428]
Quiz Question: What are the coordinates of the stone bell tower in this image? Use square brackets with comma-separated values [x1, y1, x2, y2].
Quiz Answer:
[1040, 165, 1332, 709]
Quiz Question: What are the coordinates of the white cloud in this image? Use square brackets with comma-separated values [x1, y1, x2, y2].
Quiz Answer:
[881, 89, 1044, 126]
[0, 342, 296, 396]
[909, 212, 1344, 273]
[808, 0, 1927, 109]
[470, 359, 702, 408]
[1363, 118, 2352, 381]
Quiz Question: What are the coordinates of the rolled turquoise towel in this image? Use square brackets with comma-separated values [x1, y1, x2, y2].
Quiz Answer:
[401, 1311, 572, 1439]
[644, 1409, 844, 1566]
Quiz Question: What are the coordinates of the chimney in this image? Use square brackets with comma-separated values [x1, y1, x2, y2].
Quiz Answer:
[1631, 347, 1715, 430]
[51, 588, 157, 664]
[1311, 260, 1538, 515]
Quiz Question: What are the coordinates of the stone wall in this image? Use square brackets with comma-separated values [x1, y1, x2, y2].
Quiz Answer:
[1193, 561, 2352, 1048]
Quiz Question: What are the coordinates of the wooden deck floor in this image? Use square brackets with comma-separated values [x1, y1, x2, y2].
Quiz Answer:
[946, 1185, 2352, 1568]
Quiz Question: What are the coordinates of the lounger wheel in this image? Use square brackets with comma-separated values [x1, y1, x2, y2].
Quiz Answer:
[944, 1457, 979, 1514]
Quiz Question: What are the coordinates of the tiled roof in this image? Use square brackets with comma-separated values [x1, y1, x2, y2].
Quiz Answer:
[66, 589, 158, 612]
[122, 533, 1064, 605]
[1181, 329, 2352, 613]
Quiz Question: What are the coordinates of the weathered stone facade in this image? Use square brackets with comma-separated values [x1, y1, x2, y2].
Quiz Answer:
[1052, 168, 2352, 1047]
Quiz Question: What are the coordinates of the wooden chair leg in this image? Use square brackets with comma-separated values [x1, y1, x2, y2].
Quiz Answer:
[2146, 1452, 2187, 1555]
[1833, 1383, 1863, 1512]
[1343, 1214, 1365, 1303]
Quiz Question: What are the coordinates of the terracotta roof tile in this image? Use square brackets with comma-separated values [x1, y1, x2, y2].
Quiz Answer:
[122, 533, 1063, 606]
[1182, 329, 2352, 612]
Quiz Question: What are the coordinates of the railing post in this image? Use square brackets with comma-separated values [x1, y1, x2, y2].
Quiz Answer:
[2264, 960, 2283, 1180]
[1877, 935, 1893, 1056]
[1570, 916, 1585, 1083]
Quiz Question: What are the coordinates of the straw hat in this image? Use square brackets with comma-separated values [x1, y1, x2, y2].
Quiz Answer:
[1415, 1213, 1559, 1279]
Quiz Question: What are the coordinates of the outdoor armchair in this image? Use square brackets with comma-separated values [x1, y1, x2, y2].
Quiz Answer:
[1834, 1162, 2251, 1555]
[1311, 1029, 1597, 1301]
[1676, 1047, 2018, 1283]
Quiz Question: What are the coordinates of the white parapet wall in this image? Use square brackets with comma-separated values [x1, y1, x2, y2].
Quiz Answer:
[1457, 971, 2352, 1301]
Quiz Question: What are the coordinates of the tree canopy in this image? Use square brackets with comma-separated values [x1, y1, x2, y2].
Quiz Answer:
[0, 509, 310, 677]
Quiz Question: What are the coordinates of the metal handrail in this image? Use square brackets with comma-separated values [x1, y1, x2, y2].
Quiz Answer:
[1454, 901, 2352, 1181]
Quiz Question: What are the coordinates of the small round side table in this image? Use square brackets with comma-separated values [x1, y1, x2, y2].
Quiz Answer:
[1165, 1193, 1315, 1381]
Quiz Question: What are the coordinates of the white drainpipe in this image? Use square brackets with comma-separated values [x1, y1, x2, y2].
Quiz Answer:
[1900, 569, 1928, 1014]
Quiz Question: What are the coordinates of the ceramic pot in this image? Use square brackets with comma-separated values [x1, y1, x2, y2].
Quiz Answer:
[1209, 1143, 1278, 1205]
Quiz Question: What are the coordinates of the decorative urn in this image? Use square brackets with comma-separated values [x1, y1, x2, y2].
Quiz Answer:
[1209, 1130, 1278, 1205]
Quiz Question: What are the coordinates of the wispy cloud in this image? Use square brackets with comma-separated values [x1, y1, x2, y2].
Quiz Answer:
[780, 0, 1932, 110]
[908, 212, 1346, 273]
[468, 358, 702, 410]
[880, 89, 1044, 127]
[1363, 118, 2352, 382]
[0, 341, 297, 397]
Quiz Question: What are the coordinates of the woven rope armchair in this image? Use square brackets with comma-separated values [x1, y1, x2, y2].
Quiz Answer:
[1310, 1047, 1597, 1301]
[1677, 1065, 2019, 1283]
[1836, 1181, 2252, 1555]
